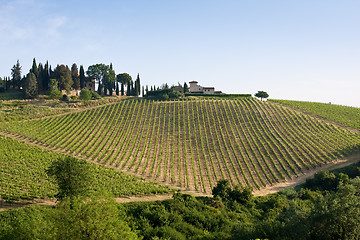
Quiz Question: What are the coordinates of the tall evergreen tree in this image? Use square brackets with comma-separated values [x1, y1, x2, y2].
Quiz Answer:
[42, 61, 50, 91]
[24, 72, 38, 98]
[135, 73, 141, 96]
[11, 60, 22, 89]
[183, 82, 189, 93]
[71, 63, 80, 90]
[37, 63, 44, 93]
[30, 58, 39, 78]
[79, 65, 85, 89]
[55, 65, 73, 90]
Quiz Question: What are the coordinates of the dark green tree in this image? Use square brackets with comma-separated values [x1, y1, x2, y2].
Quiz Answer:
[255, 91, 269, 101]
[37, 63, 44, 93]
[117, 73, 132, 96]
[55, 65, 73, 90]
[135, 73, 141, 96]
[183, 82, 189, 93]
[43, 60, 50, 91]
[24, 72, 38, 99]
[71, 63, 80, 90]
[86, 64, 111, 95]
[79, 65, 86, 89]
[11, 60, 22, 89]
[30, 58, 39, 78]
[47, 156, 94, 200]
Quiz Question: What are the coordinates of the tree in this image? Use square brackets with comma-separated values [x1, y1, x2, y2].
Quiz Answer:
[115, 82, 119, 96]
[135, 73, 141, 96]
[56, 194, 139, 240]
[47, 156, 94, 200]
[255, 91, 269, 101]
[79, 65, 86, 89]
[117, 73, 132, 96]
[30, 58, 39, 78]
[24, 72, 38, 99]
[48, 79, 62, 99]
[11, 60, 22, 89]
[183, 82, 189, 93]
[71, 63, 80, 90]
[55, 65, 73, 90]
[86, 64, 110, 95]
[37, 63, 44, 92]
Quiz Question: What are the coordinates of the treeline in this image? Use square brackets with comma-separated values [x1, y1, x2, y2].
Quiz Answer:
[2, 159, 360, 239]
[0, 59, 141, 99]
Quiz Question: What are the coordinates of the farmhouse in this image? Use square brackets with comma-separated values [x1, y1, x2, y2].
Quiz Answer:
[189, 81, 220, 94]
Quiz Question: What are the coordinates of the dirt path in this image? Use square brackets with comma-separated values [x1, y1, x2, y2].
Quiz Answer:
[253, 152, 360, 196]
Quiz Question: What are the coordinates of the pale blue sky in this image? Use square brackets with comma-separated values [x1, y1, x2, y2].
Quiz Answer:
[1, 0, 359, 106]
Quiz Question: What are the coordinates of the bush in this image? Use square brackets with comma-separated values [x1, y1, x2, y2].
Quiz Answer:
[79, 89, 92, 100]
[49, 89, 62, 99]
[91, 90, 101, 99]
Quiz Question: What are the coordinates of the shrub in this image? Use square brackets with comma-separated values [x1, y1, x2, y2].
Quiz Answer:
[49, 89, 62, 99]
[91, 90, 101, 99]
[79, 89, 92, 100]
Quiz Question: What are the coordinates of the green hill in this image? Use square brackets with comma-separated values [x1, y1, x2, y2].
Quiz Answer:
[1, 98, 359, 194]
[270, 99, 360, 130]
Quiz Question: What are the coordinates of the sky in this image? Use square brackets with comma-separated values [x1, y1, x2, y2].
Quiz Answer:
[1, 0, 359, 107]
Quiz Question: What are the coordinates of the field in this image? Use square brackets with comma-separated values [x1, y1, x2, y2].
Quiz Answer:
[0, 135, 170, 202]
[271, 99, 360, 130]
[2, 98, 359, 194]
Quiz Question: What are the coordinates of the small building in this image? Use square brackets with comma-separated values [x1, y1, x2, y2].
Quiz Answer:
[189, 81, 219, 94]
[172, 86, 184, 94]
[189, 81, 203, 93]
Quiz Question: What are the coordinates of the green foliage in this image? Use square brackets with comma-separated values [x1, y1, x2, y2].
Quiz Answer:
[0, 195, 139, 240]
[254, 91, 269, 101]
[56, 194, 139, 240]
[24, 72, 38, 99]
[271, 99, 360, 130]
[304, 170, 350, 192]
[91, 90, 101, 99]
[55, 65, 73, 90]
[79, 88, 92, 100]
[47, 157, 94, 199]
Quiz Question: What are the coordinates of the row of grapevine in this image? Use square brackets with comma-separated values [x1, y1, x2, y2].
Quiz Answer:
[2, 98, 360, 193]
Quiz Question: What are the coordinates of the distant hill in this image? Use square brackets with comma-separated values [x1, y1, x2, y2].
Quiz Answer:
[1, 98, 359, 193]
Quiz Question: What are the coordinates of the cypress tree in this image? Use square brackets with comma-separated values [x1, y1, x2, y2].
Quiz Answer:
[24, 72, 38, 99]
[135, 73, 141, 96]
[79, 65, 85, 89]
[43, 61, 50, 91]
[37, 63, 44, 93]
[31, 58, 39, 78]
[11, 60, 22, 89]
[71, 63, 80, 90]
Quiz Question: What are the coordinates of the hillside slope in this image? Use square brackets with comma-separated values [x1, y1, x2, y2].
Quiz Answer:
[1, 98, 359, 193]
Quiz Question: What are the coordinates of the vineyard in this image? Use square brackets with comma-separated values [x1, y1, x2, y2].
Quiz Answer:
[1, 98, 360, 194]
[271, 99, 360, 130]
[0, 135, 169, 201]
